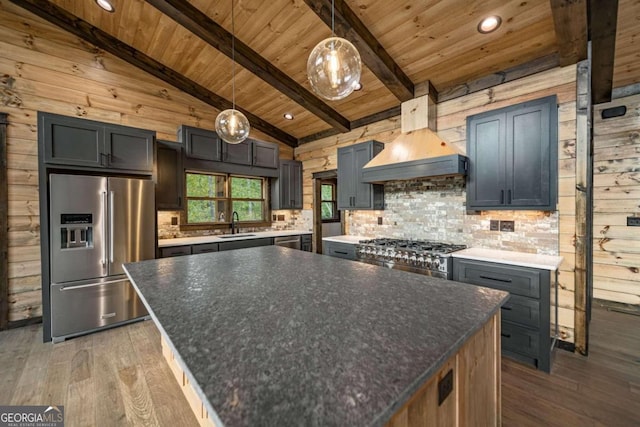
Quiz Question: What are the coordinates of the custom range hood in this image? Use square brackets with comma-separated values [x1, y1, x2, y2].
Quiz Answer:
[362, 93, 468, 183]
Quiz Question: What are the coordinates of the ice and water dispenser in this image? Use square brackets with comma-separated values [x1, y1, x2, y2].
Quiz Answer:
[59, 213, 93, 249]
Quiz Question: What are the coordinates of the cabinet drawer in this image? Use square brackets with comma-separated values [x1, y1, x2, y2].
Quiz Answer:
[192, 243, 219, 254]
[501, 322, 540, 358]
[323, 241, 356, 260]
[218, 238, 272, 251]
[453, 259, 541, 298]
[161, 246, 192, 258]
[502, 295, 540, 329]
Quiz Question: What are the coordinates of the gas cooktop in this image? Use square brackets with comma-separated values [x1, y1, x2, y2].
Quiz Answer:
[357, 238, 466, 255]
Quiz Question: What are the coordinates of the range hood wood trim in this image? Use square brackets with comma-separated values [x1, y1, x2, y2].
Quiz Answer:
[361, 154, 468, 183]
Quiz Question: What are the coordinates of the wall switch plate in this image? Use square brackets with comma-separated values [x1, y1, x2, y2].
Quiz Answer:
[628, 216, 640, 227]
[171, 217, 178, 225]
[378, 217, 383, 225]
[438, 369, 454, 406]
[499, 220, 515, 232]
[277, 215, 285, 221]
[272, 214, 277, 221]
[489, 220, 499, 231]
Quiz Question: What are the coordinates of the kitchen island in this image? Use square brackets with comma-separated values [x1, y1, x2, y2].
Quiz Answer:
[124, 246, 508, 426]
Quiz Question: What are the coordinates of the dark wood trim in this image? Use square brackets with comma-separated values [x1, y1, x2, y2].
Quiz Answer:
[303, 0, 414, 102]
[298, 106, 401, 145]
[145, 0, 350, 133]
[9, 0, 298, 148]
[7, 316, 42, 329]
[0, 113, 8, 330]
[589, 0, 619, 104]
[550, 0, 588, 66]
[437, 54, 561, 102]
[351, 106, 401, 129]
[574, 59, 591, 356]
[313, 178, 322, 253]
[311, 169, 337, 180]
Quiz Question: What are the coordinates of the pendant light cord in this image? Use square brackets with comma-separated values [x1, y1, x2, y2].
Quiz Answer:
[231, 0, 236, 111]
[331, 0, 335, 36]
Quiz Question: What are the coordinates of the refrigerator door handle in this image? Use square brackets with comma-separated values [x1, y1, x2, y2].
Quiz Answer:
[101, 191, 108, 270]
[58, 278, 130, 291]
[109, 190, 115, 263]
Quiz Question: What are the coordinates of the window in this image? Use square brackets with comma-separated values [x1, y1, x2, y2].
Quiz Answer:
[321, 181, 339, 222]
[186, 172, 266, 224]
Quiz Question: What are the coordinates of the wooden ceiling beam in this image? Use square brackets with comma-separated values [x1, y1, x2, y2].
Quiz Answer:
[145, 0, 350, 133]
[550, 0, 588, 66]
[304, 0, 415, 102]
[589, 0, 619, 104]
[8, 0, 298, 147]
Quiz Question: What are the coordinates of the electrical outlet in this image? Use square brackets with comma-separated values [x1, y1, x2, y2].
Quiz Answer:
[171, 217, 178, 225]
[277, 215, 285, 221]
[489, 220, 499, 231]
[377, 217, 383, 225]
[438, 369, 454, 406]
[499, 220, 515, 232]
[628, 216, 640, 227]
[272, 214, 277, 221]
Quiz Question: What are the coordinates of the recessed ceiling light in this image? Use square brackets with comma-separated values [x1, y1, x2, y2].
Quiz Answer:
[477, 16, 501, 34]
[95, 0, 115, 13]
[353, 82, 363, 91]
[283, 113, 294, 120]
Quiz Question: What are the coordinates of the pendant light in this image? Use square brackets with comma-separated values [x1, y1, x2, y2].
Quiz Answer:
[307, 0, 362, 101]
[215, 0, 250, 144]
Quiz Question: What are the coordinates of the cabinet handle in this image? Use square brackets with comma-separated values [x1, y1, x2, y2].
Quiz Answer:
[500, 190, 504, 204]
[501, 333, 511, 338]
[507, 189, 512, 204]
[479, 275, 513, 283]
[502, 306, 513, 311]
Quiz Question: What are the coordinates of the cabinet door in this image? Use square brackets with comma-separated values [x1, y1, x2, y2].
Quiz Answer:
[222, 140, 252, 165]
[354, 144, 373, 208]
[160, 246, 192, 258]
[253, 140, 279, 168]
[181, 126, 222, 161]
[42, 113, 105, 167]
[507, 98, 555, 209]
[105, 126, 154, 172]
[290, 161, 303, 209]
[278, 161, 292, 209]
[337, 147, 354, 209]
[467, 113, 506, 209]
[156, 140, 184, 210]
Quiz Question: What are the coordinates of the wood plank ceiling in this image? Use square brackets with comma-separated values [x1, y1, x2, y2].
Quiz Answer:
[8, 0, 640, 146]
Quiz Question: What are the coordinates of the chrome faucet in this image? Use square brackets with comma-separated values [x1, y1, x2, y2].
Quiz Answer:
[231, 211, 239, 234]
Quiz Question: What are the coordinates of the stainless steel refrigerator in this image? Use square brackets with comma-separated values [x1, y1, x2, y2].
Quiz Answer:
[49, 173, 154, 341]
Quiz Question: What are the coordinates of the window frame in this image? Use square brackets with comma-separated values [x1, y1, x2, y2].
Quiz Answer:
[181, 170, 270, 230]
[320, 181, 340, 223]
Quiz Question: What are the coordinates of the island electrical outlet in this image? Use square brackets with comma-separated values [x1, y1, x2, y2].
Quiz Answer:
[499, 220, 515, 232]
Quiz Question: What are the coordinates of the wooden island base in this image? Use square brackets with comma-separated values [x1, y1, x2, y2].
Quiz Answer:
[160, 313, 500, 427]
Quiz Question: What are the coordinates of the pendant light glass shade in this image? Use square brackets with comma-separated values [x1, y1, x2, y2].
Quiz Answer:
[215, 108, 250, 144]
[307, 36, 362, 101]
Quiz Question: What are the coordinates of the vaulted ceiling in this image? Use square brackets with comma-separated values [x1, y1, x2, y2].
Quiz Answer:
[8, 0, 640, 147]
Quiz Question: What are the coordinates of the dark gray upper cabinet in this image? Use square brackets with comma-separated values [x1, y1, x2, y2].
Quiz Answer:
[271, 159, 302, 209]
[156, 140, 183, 210]
[222, 140, 252, 165]
[337, 140, 384, 210]
[466, 95, 557, 211]
[105, 125, 154, 172]
[180, 125, 222, 162]
[253, 140, 279, 168]
[41, 112, 154, 173]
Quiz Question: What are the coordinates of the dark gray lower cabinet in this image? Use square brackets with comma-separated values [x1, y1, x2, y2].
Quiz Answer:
[160, 246, 192, 258]
[156, 140, 183, 210]
[301, 234, 312, 252]
[323, 241, 356, 260]
[218, 238, 273, 251]
[453, 258, 552, 372]
[192, 243, 219, 254]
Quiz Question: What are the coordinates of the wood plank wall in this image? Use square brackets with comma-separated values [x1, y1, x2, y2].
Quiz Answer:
[296, 66, 579, 343]
[0, 0, 293, 324]
[592, 94, 640, 305]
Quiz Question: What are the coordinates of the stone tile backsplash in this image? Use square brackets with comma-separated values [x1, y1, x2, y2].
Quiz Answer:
[346, 176, 559, 255]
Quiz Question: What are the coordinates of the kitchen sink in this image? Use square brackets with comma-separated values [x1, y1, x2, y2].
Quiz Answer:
[218, 234, 256, 239]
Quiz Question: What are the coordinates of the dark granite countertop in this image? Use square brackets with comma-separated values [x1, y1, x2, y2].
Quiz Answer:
[124, 246, 508, 427]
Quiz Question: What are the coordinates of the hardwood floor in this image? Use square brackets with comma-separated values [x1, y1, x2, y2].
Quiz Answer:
[0, 305, 638, 426]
